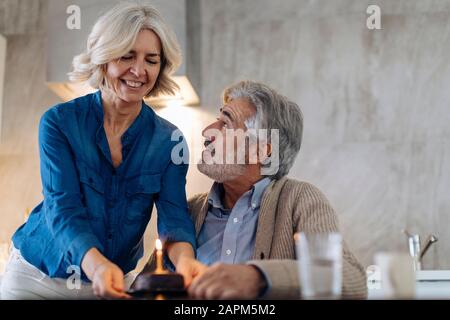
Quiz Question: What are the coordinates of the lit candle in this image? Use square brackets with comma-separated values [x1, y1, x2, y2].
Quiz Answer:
[24, 207, 30, 222]
[155, 239, 164, 273]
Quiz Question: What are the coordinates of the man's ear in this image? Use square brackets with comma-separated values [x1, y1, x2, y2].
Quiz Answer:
[258, 143, 272, 165]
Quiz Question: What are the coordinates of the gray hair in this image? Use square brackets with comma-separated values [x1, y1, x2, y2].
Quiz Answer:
[222, 80, 303, 180]
[68, 2, 181, 97]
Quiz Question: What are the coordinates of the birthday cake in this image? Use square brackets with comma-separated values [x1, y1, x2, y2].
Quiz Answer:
[130, 271, 185, 294]
[129, 239, 186, 296]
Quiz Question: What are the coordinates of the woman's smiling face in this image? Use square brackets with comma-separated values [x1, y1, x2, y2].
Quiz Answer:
[104, 28, 162, 104]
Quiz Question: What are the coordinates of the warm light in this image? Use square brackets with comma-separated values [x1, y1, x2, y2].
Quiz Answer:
[155, 239, 162, 251]
[166, 99, 184, 108]
[47, 75, 199, 107]
[147, 76, 199, 107]
[155, 238, 164, 273]
[24, 207, 31, 222]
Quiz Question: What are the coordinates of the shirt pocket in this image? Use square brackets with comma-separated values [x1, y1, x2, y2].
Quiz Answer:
[125, 173, 161, 224]
[77, 162, 105, 221]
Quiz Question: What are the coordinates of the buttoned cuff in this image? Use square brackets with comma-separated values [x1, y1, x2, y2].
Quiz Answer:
[247, 264, 272, 298]
[247, 259, 300, 299]
[67, 232, 104, 271]
[159, 229, 197, 258]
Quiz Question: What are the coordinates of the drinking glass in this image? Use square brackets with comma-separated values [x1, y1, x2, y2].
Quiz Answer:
[296, 232, 342, 299]
[374, 252, 416, 299]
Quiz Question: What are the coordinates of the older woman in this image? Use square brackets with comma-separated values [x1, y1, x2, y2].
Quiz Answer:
[0, 3, 202, 299]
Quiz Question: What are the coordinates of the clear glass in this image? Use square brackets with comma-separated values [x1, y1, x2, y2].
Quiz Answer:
[374, 252, 416, 299]
[295, 232, 342, 299]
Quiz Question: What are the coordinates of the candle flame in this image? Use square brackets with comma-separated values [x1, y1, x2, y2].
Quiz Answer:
[155, 239, 162, 251]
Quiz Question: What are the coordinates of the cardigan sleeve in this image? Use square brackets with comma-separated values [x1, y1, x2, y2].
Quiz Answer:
[249, 181, 367, 299]
[296, 182, 368, 299]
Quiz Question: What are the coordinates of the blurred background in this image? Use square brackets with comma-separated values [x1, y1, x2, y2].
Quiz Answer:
[0, 0, 449, 273]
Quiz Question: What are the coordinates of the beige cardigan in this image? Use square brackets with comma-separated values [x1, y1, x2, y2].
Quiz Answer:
[187, 177, 368, 299]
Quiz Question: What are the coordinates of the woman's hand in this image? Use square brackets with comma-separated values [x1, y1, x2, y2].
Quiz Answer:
[91, 261, 131, 299]
[175, 256, 208, 287]
[81, 247, 131, 299]
[165, 242, 207, 287]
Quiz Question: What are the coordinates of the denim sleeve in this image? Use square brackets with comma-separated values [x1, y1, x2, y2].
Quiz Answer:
[39, 109, 104, 269]
[154, 135, 196, 255]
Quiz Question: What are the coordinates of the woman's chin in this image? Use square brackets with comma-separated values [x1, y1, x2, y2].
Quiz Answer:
[118, 91, 145, 104]
[116, 83, 149, 103]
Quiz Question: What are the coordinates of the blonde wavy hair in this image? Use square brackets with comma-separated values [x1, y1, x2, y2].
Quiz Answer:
[68, 2, 181, 98]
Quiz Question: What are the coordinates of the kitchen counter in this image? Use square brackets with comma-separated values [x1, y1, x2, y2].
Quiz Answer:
[368, 280, 450, 299]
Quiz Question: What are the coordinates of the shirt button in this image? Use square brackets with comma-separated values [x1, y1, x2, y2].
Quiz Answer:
[225, 249, 232, 255]
[233, 218, 239, 223]
[251, 203, 256, 209]
[108, 233, 113, 240]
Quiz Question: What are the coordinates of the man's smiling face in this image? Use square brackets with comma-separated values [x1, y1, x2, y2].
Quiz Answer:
[197, 98, 257, 182]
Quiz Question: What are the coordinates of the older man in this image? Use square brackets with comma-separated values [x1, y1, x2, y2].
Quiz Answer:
[142, 80, 367, 299]
[185, 80, 367, 300]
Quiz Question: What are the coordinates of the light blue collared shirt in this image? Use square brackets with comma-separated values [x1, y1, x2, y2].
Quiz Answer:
[197, 177, 271, 265]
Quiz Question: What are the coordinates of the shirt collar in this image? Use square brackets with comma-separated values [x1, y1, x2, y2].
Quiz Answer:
[249, 177, 272, 209]
[92, 90, 148, 146]
[207, 183, 227, 210]
[207, 177, 272, 210]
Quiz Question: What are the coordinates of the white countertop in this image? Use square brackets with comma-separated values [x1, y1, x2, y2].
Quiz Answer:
[367, 268, 450, 299]
[1, 272, 449, 300]
[368, 280, 450, 299]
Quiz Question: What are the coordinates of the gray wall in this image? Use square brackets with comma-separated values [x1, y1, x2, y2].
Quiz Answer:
[0, 0, 449, 270]
[0, 0, 61, 244]
[195, 0, 450, 269]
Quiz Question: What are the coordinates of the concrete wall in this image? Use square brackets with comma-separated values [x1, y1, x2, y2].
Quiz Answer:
[0, 0, 60, 246]
[194, 0, 450, 269]
[0, 0, 449, 270]
[0, 33, 6, 142]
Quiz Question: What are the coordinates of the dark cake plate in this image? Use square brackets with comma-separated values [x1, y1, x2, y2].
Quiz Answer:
[127, 272, 187, 299]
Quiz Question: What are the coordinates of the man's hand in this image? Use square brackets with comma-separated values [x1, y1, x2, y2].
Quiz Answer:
[91, 261, 131, 299]
[188, 263, 268, 300]
[176, 256, 208, 287]
[166, 242, 206, 287]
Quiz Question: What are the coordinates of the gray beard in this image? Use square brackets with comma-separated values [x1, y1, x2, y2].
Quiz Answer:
[197, 161, 246, 183]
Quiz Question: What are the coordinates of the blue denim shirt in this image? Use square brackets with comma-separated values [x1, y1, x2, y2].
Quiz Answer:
[12, 91, 196, 280]
[197, 177, 271, 265]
